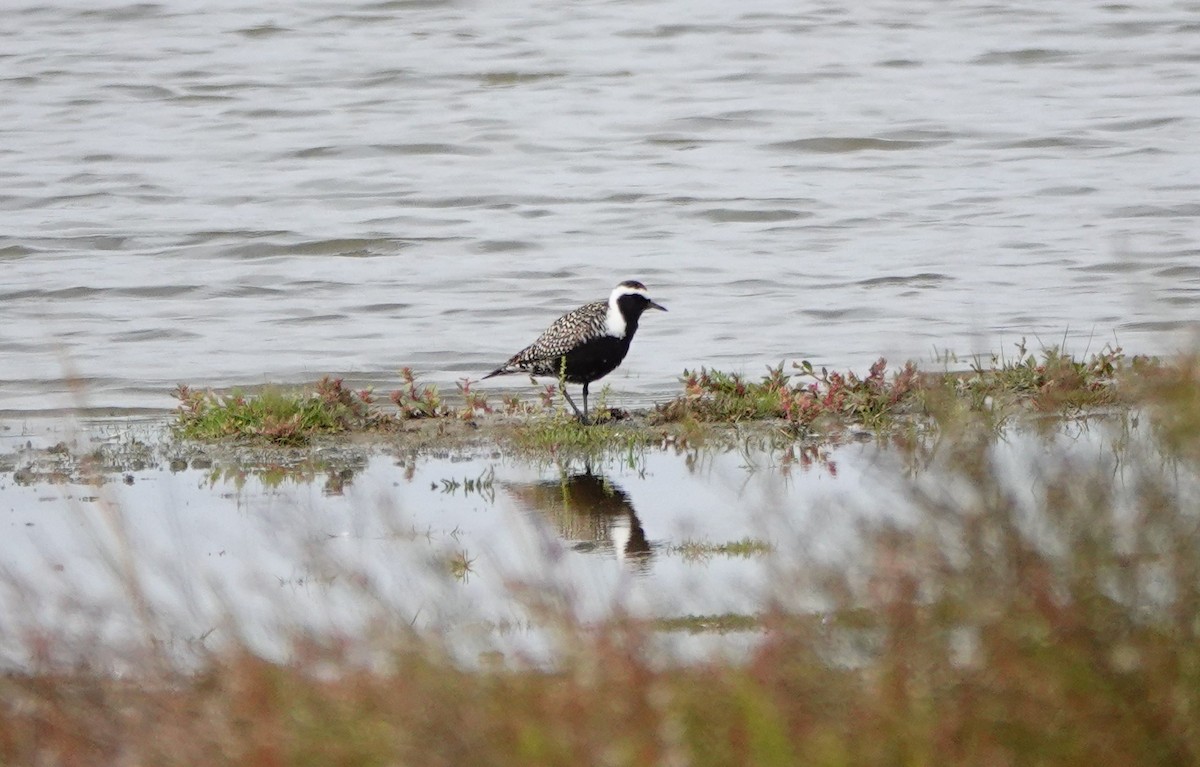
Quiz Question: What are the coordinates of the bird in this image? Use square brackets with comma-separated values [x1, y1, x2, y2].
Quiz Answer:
[483, 280, 667, 423]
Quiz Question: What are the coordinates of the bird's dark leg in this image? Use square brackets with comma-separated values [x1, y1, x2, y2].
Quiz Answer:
[582, 382, 590, 424]
[560, 386, 588, 424]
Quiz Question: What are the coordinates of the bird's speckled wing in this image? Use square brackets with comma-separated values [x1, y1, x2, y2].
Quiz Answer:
[488, 300, 609, 376]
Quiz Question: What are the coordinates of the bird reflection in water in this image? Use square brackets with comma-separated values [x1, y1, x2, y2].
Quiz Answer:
[505, 470, 652, 572]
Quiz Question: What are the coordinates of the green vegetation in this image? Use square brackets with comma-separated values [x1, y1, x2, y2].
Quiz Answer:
[173, 376, 381, 444]
[652, 612, 765, 634]
[655, 341, 1141, 433]
[672, 537, 774, 560]
[169, 342, 1159, 449]
[948, 339, 1134, 411]
[8, 344, 1200, 766]
[6, 410, 1200, 765]
[436, 468, 497, 502]
[509, 413, 654, 465]
[1126, 353, 1200, 461]
[389, 366, 449, 419]
[444, 549, 476, 582]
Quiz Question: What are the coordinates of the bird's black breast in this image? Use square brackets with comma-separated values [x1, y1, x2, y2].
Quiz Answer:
[559, 334, 633, 384]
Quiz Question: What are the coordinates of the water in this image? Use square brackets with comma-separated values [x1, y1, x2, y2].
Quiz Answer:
[0, 412, 1156, 667]
[0, 417, 874, 664]
[4, 1, 1200, 415]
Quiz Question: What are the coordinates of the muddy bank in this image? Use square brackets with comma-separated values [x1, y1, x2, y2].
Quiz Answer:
[0, 410, 834, 486]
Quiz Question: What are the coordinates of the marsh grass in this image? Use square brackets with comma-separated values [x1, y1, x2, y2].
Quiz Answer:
[510, 412, 654, 466]
[943, 339, 1136, 412]
[651, 612, 765, 634]
[672, 537, 774, 561]
[444, 549, 476, 583]
[200, 458, 365, 493]
[173, 377, 381, 444]
[8, 380, 1200, 765]
[171, 343, 1153, 450]
[73, 346, 1200, 765]
[1127, 352, 1200, 461]
[390, 366, 449, 419]
[656, 341, 1143, 436]
[6, 426, 1200, 767]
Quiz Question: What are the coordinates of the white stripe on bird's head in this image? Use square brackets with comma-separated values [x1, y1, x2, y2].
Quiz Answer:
[611, 280, 650, 301]
[605, 280, 663, 337]
[606, 281, 645, 337]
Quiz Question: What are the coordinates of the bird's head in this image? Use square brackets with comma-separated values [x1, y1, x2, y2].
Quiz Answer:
[611, 280, 667, 316]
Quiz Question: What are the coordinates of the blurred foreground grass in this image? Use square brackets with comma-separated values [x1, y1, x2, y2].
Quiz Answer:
[6, 351, 1200, 765]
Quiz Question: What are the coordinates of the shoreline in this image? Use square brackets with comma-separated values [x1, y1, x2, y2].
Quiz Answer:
[1, 408, 831, 485]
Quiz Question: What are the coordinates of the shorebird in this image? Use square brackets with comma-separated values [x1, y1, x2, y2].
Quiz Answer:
[483, 280, 667, 423]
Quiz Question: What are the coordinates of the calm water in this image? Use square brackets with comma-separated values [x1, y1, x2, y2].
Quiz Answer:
[3, 1, 1200, 414]
[0, 417, 872, 664]
[0, 415, 1138, 666]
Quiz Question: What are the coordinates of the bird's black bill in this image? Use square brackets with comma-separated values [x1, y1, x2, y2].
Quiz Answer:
[648, 300, 667, 312]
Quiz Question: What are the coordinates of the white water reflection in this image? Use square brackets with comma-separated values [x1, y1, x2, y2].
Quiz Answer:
[0, 421, 881, 666]
[0, 412, 1156, 668]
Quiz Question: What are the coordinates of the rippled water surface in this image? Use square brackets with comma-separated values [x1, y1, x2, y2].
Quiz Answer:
[4, 1, 1200, 413]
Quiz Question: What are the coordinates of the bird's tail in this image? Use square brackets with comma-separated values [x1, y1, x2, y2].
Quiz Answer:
[484, 353, 529, 379]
